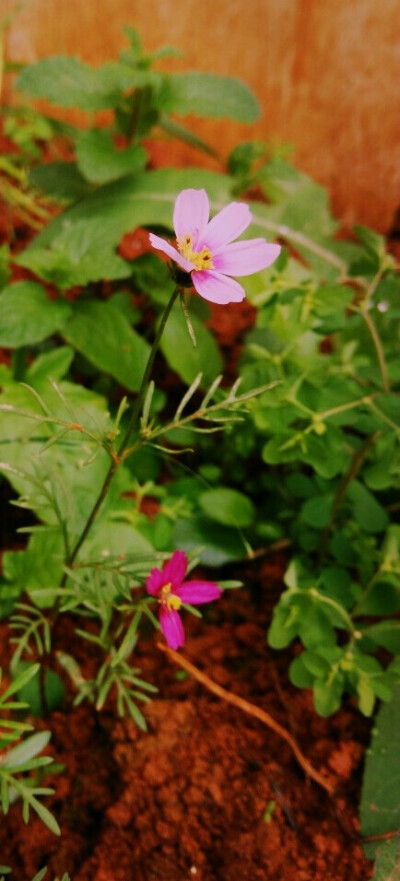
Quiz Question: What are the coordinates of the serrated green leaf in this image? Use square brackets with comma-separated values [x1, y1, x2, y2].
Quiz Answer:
[17, 56, 151, 111]
[29, 161, 92, 202]
[158, 72, 260, 122]
[0, 283, 71, 347]
[16, 220, 131, 288]
[76, 129, 147, 184]
[61, 299, 150, 391]
[26, 168, 233, 255]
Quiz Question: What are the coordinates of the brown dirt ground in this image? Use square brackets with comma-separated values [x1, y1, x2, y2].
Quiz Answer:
[0, 558, 373, 881]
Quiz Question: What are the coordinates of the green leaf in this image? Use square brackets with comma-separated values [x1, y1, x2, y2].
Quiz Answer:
[354, 580, 400, 617]
[0, 282, 71, 347]
[311, 284, 354, 318]
[363, 622, 400, 654]
[199, 487, 255, 528]
[289, 655, 315, 688]
[300, 494, 333, 529]
[173, 514, 248, 567]
[83, 521, 154, 560]
[159, 72, 260, 122]
[2, 731, 51, 768]
[313, 678, 343, 717]
[29, 161, 92, 202]
[27, 794, 61, 836]
[26, 346, 74, 384]
[0, 663, 40, 703]
[16, 220, 131, 289]
[31, 870, 48, 881]
[16, 56, 149, 110]
[76, 129, 147, 184]
[28, 168, 232, 255]
[61, 299, 150, 391]
[360, 685, 400, 853]
[16, 664, 65, 716]
[2, 532, 65, 609]
[160, 300, 223, 386]
[348, 481, 389, 534]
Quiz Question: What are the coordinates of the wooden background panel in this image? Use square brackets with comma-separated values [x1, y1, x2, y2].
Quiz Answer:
[2, 0, 400, 231]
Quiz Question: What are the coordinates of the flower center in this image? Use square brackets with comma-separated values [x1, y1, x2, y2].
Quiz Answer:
[160, 582, 182, 611]
[177, 234, 214, 271]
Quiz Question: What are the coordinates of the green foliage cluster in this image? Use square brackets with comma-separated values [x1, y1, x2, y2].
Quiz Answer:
[0, 26, 399, 872]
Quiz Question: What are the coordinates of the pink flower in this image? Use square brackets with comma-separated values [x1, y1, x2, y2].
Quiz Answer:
[146, 550, 222, 650]
[149, 188, 281, 305]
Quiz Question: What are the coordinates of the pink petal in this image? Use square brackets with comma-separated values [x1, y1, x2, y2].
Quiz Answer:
[146, 566, 165, 596]
[159, 606, 185, 650]
[173, 189, 209, 246]
[149, 233, 192, 272]
[198, 202, 252, 251]
[212, 240, 281, 276]
[192, 270, 245, 304]
[161, 550, 188, 590]
[176, 580, 223, 605]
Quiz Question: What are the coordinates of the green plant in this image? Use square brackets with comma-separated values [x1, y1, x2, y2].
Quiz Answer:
[1, 24, 399, 875]
[188, 151, 400, 718]
[0, 664, 60, 835]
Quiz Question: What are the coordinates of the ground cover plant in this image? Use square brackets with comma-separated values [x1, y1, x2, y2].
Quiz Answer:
[0, 25, 400, 880]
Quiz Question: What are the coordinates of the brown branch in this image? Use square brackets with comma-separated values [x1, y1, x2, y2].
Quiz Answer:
[157, 641, 335, 795]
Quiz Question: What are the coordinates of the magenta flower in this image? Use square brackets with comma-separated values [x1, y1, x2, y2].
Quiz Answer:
[146, 550, 222, 650]
[149, 188, 281, 305]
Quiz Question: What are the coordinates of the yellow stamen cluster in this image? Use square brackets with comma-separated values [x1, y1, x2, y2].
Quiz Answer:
[160, 582, 182, 611]
[177, 234, 213, 271]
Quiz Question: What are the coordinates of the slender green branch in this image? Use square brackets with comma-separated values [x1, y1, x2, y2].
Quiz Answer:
[358, 305, 390, 394]
[59, 286, 180, 581]
[117, 287, 180, 459]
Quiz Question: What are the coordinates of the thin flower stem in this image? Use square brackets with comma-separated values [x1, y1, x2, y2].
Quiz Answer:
[158, 642, 334, 795]
[118, 287, 180, 459]
[359, 306, 390, 394]
[59, 286, 180, 585]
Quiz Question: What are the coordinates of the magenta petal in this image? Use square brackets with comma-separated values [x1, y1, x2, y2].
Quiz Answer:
[176, 581, 223, 605]
[146, 566, 165, 596]
[159, 606, 185, 650]
[199, 202, 252, 251]
[192, 270, 245, 304]
[173, 189, 209, 244]
[161, 550, 188, 590]
[213, 239, 281, 276]
[149, 233, 193, 272]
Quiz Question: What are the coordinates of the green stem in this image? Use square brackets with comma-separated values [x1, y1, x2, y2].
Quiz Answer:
[118, 287, 180, 459]
[359, 305, 390, 394]
[59, 286, 180, 581]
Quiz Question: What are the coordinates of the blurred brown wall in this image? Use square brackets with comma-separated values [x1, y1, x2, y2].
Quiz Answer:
[2, 0, 400, 231]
